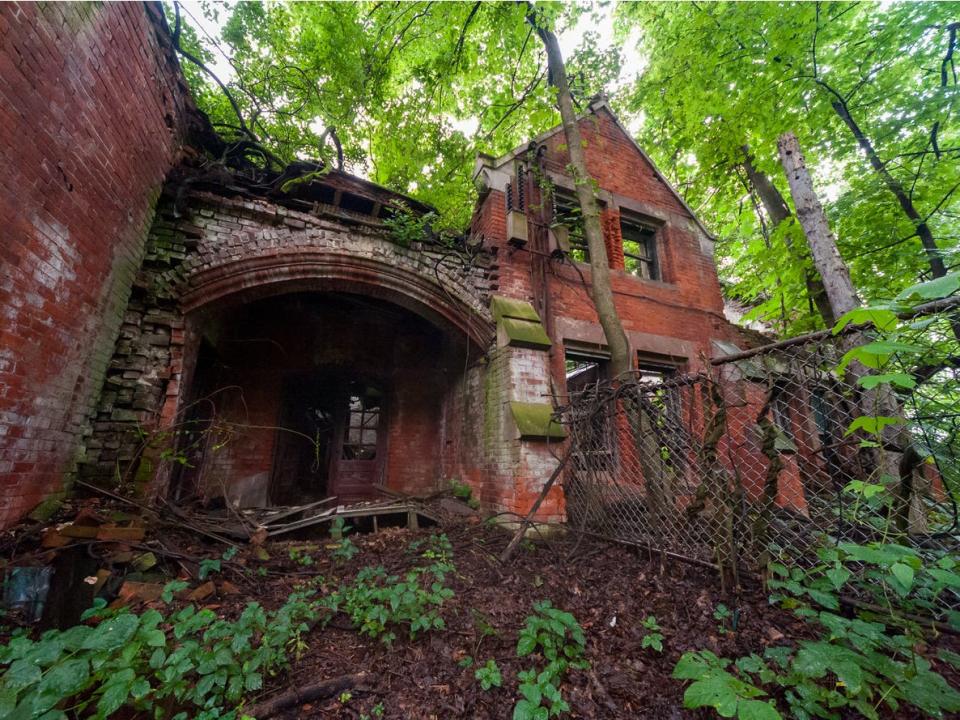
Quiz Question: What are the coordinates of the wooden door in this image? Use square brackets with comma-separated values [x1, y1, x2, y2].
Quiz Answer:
[330, 382, 385, 503]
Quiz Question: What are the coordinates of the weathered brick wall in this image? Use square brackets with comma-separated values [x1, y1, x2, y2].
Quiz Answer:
[0, 2, 198, 527]
[472, 105, 745, 372]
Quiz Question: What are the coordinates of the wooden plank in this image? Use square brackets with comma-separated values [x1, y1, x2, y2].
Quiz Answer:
[257, 498, 337, 526]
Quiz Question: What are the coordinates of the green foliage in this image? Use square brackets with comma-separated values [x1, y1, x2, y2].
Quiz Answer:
[617, 2, 959, 333]
[172, 2, 623, 230]
[640, 615, 663, 652]
[672, 650, 781, 720]
[382, 202, 438, 248]
[329, 517, 350, 541]
[475, 659, 503, 691]
[324, 519, 359, 563]
[331, 537, 359, 563]
[513, 600, 589, 719]
[324, 534, 455, 645]
[676, 539, 960, 720]
[288, 545, 315, 567]
[450, 478, 481, 509]
[0, 588, 321, 719]
[198, 558, 221, 580]
[161, 580, 189, 604]
[713, 603, 732, 634]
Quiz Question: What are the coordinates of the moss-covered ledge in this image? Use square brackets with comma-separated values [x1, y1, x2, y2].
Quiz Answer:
[491, 296, 551, 350]
[509, 402, 566, 441]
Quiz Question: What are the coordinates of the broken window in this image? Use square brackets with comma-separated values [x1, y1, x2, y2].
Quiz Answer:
[636, 357, 689, 482]
[637, 360, 680, 423]
[621, 216, 660, 280]
[771, 382, 794, 441]
[552, 190, 589, 263]
[566, 347, 613, 470]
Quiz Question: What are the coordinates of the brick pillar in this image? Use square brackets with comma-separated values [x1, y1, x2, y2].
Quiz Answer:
[601, 207, 625, 270]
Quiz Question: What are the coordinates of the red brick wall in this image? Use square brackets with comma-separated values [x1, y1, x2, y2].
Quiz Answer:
[0, 2, 195, 527]
[471, 106, 743, 375]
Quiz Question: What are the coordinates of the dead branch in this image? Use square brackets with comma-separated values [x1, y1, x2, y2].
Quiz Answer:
[244, 672, 370, 719]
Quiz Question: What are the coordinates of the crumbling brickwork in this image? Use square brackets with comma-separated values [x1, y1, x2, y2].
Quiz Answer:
[78, 189, 498, 500]
[0, 2, 198, 527]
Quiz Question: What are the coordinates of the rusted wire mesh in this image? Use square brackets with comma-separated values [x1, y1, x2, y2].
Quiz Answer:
[560, 314, 960, 602]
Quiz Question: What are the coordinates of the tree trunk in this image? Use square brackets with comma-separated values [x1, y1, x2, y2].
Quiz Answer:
[778, 131, 925, 533]
[776, 133, 860, 319]
[742, 146, 835, 326]
[528, 12, 631, 377]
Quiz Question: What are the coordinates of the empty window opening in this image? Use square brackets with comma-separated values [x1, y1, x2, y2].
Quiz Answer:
[636, 356, 688, 481]
[771, 382, 794, 441]
[621, 217, 660, 280]
[566, 347, 613, 470]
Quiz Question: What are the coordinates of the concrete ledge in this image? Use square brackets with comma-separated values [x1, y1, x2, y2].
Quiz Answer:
[491, 295, 542, 323]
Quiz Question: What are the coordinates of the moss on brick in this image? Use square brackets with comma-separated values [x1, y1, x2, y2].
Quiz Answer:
[509, 402, 566, 440]
[28, 493, 66, 522]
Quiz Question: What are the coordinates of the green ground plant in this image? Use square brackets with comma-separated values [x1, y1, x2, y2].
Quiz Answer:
[475, 659, 503, 690]
[449, 479, 481, 510]
[640, 615, 663, 653]
[323, 533, 455, 645]
[330, 537, 359, 563]
[674, 542, 960, 720]
[287, 545, 315, 567]
[0, 584, 322, 719]
[513, 600, 589, 720]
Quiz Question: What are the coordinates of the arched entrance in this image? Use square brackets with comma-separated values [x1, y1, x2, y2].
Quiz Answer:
[175, 291, 465, 507]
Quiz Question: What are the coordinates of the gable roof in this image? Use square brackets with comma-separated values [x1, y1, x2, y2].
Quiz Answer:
[474, 99, 714, 241]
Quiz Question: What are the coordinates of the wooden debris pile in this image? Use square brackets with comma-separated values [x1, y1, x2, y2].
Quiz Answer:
[178, 496, 442, 541]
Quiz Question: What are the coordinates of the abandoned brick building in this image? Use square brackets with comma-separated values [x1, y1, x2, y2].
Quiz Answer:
[1, 2, 764, 531]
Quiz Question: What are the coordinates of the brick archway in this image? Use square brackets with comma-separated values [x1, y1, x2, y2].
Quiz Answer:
[178, 247, 494, 349]
[163, 192, 495, 348]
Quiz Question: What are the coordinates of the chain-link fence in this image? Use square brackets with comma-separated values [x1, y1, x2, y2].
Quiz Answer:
[561, 305, 960, 600]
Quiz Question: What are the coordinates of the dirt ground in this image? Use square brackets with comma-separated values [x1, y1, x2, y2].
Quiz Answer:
[4, 509, 957, 719]
[191, 520, 817, 719]
[264, 522, 795, 719]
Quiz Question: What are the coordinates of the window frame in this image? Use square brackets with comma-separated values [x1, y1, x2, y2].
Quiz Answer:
[564, 345, 615, 471]
[620, 214, 661, 281]
[552, 189, 594, 264]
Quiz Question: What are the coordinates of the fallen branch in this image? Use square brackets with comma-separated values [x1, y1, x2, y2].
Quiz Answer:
[499, 451, 570, 564]
[244, 672, 370, 719]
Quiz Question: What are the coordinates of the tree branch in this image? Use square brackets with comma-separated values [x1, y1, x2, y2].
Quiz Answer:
[172, 2, 256, 144]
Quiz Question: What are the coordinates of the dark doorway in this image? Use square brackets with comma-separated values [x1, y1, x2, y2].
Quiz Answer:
[270, 374, 339, 505]
[270, 374, 386, 505]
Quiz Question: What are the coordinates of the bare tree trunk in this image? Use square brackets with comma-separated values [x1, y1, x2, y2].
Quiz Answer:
[777, 133, 860, 319]
[778, 131, 926, 533]
[742, 147, 835, 327]
[528, 11, 631, 377]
